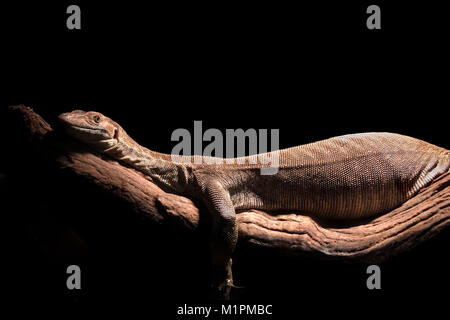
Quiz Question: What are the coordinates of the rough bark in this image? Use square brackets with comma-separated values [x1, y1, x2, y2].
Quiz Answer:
[7, 105, 450, 263]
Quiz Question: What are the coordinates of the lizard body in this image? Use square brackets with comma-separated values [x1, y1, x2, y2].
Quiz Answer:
[59, 110, 450, 298]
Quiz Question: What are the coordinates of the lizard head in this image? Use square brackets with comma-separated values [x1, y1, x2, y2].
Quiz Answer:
[58, 110, 121, 151]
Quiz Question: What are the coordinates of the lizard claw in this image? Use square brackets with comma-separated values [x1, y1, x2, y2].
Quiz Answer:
[213, 279, 244, 291]
[226, 279, 245, 289]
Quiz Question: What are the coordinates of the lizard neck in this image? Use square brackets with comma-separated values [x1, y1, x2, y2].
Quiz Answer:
[105, 128, 191, 194]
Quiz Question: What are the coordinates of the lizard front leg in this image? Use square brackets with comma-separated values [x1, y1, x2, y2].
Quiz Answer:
[202, 180, 238, 300]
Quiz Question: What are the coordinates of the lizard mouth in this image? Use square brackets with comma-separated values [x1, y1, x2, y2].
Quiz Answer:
[63, 124, 111, 141]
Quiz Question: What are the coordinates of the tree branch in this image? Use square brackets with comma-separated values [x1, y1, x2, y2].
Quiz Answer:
[7, 105, 450, 263]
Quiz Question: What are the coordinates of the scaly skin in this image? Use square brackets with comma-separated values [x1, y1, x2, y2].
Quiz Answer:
[59, 110, 450, 299]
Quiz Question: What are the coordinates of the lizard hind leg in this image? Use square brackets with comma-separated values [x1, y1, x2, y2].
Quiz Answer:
[202, 180, 239, 299]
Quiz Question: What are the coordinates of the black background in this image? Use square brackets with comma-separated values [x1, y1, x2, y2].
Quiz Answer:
[1, 1, 449, 318]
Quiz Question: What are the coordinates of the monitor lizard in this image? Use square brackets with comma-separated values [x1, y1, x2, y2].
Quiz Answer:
[58, 110, 450, 298]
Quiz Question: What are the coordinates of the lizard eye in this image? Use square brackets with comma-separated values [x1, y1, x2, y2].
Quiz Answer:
[93, 115, 101, 124]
